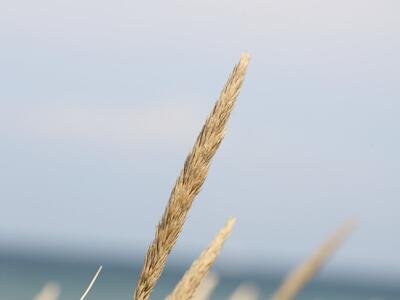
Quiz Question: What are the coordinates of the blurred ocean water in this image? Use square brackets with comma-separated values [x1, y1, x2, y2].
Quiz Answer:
[1, 255, 399, 300]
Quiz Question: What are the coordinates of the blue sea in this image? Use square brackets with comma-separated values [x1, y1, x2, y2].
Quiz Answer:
[1, 254, 399, 300]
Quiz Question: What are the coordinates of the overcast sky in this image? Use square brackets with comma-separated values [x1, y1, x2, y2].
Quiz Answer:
[0, 0, 399, 279]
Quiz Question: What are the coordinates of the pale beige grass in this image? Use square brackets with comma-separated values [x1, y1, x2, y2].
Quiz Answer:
[191, 272, 219, 300]
[229, 282, 260, 300]
[132, 54, 250, 300]
[270, 221, 356, 300]
[80, 265, 102, 300]
[166, 218, 235, 300]
[33, 282, 61, 300]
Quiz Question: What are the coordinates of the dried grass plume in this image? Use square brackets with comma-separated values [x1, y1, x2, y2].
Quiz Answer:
[270, 221, 356, 300]
[229, 282, 260, 300]
[132, 54, 250, 300]
[191, 272, 219, 300]
[33, 282, 61, 300]
[166, 218, 236, 300]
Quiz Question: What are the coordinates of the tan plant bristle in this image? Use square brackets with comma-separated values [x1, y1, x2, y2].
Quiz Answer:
[229, 282, 260, 300]
[132, 54, 250, 300]
[33, 282, 61, 300]
[166, 218, 236, 300]
[270, 221, 356, 300]
[192, 272, 219, 300]
[80, 265, 103, 300]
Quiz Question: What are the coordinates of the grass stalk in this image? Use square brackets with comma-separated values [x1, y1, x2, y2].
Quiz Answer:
[132, 54, 250, 300]
[33, 282, 61, 300]
[191, 272, 219, 300]
[166, 218, 235, 300]
[270, 221, 355, 300]
[229, 283, 259, 300]
[80, 265, 102, 300]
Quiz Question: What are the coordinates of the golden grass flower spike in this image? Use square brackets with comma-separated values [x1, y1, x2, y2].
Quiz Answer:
[132, 54, 250, 300]
[191, 272, 219, 300]
[166, 218, 235, 300]
[270, 221, 355, 300]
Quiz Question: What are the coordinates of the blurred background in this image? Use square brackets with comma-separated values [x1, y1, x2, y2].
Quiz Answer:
[0, 1, 399, 299]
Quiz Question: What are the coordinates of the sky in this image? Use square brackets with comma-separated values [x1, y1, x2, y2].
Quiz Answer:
[0, 0, 399, 280]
